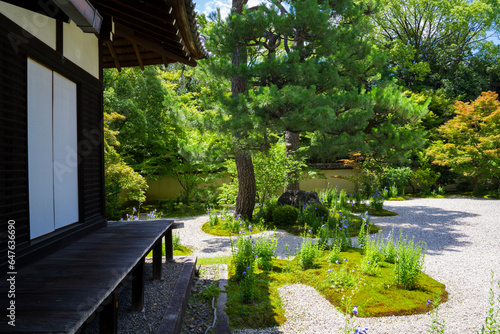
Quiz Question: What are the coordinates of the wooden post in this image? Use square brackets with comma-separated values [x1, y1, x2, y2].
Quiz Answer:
[131, 257, 145, 312]
[153, 240, 162, 280]
[165, 227, 173, 261]
[100, 291, 118, 334]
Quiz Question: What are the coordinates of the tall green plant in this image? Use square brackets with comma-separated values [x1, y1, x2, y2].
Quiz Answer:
[394, 234, 427, 289]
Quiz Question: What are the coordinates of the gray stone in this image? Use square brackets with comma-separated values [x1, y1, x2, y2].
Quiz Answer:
[277, 190, 322, 209]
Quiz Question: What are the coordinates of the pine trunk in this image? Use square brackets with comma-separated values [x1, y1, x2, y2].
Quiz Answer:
[232, 0, 255, 220]
[284, 131, 300, 191]
[235, 150, 256, 220]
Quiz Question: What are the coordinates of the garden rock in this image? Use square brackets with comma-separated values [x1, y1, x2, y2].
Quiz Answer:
[277, 190, 322, 209]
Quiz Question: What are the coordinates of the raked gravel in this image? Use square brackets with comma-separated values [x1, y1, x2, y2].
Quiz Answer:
[175, 197, 500, 334]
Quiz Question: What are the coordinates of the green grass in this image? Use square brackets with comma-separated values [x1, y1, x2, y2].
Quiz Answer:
[146, 242, 192, 257]
[225, 248, 447, 329]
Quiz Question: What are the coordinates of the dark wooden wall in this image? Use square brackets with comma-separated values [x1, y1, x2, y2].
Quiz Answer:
[0, 36, 29, 265]
[0, 13, 106, 271]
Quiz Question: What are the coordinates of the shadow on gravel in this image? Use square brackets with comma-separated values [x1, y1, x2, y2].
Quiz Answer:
[373, 204, 478, 256]
[197, 237, 233, 255]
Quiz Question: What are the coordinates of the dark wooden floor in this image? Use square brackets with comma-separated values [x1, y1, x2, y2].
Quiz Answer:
[0, 220, 172, 333]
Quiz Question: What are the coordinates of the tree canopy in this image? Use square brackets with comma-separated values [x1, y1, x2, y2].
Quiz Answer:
[427, 91, 500, 193]
[206, 0, 428, 218]
[375, 0, 500, 96]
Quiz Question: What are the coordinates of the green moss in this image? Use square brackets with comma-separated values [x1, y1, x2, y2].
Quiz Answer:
[201, 222, 265, 236]
[225, 248, 447, 329]
[352, 203, 398, 217]
[197, 256, 232, 265]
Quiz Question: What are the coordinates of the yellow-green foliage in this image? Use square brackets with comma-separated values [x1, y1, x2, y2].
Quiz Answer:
[427, 91, 500, 193]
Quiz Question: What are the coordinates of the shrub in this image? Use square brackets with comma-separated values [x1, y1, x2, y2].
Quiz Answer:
[410, 167, 440, 194]
[272, 205, 299, 226]
[264, 203, 278, 224]
[382, 167, 412, 195]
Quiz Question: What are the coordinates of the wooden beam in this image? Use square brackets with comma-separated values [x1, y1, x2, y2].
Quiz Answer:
[93, 0, 175, 24]
[131, 258, 145, 312]
[91, 0, 177, 35]
[132, 42, 144, 70]
[56, 19, 63, 53]
[165, 227, 173, 261]
[171, 0, 202, 59]
[114, 23, 197, 67]
[162, 56, 169, 67]
[100, 291, 118, 334]
[153, 240, 163, 280]
[106, 40, 121, 71]
[112, 17, 181, 47]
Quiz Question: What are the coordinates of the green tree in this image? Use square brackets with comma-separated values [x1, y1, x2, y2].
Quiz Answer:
[375, 0, 500, 94]
[104, 66, 181, 178]
[103, 112, 148, 219]
[208, 0, 427, 219]
[427, 91, 500, 193]
[104, 63, 226, 205]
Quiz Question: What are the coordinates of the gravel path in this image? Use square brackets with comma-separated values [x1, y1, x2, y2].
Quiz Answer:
[174, 215, 314, 259]
[81, 258, 184, 334]
[176, 197, 500, 334]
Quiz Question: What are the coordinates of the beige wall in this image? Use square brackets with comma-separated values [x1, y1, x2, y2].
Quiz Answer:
[63, 20, 99, 78]
[146, 169, 357, 200]
[0, 3, 99, 78]
[0, 2, 57, 49]
[301, 169, 357, 193]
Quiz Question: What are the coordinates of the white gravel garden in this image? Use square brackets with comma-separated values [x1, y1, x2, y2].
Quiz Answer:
[177, 197, 500, 334]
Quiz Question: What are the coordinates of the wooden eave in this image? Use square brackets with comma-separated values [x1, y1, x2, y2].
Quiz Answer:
[90, 0, 210, 69]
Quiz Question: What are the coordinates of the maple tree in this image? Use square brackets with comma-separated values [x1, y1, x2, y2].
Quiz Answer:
[427, 91, 500, 193]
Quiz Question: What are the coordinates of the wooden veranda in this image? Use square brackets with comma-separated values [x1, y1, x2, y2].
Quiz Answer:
[0, 220, 173, 333]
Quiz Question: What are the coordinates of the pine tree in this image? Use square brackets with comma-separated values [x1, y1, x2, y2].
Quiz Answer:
[207, 0, 427, 219]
